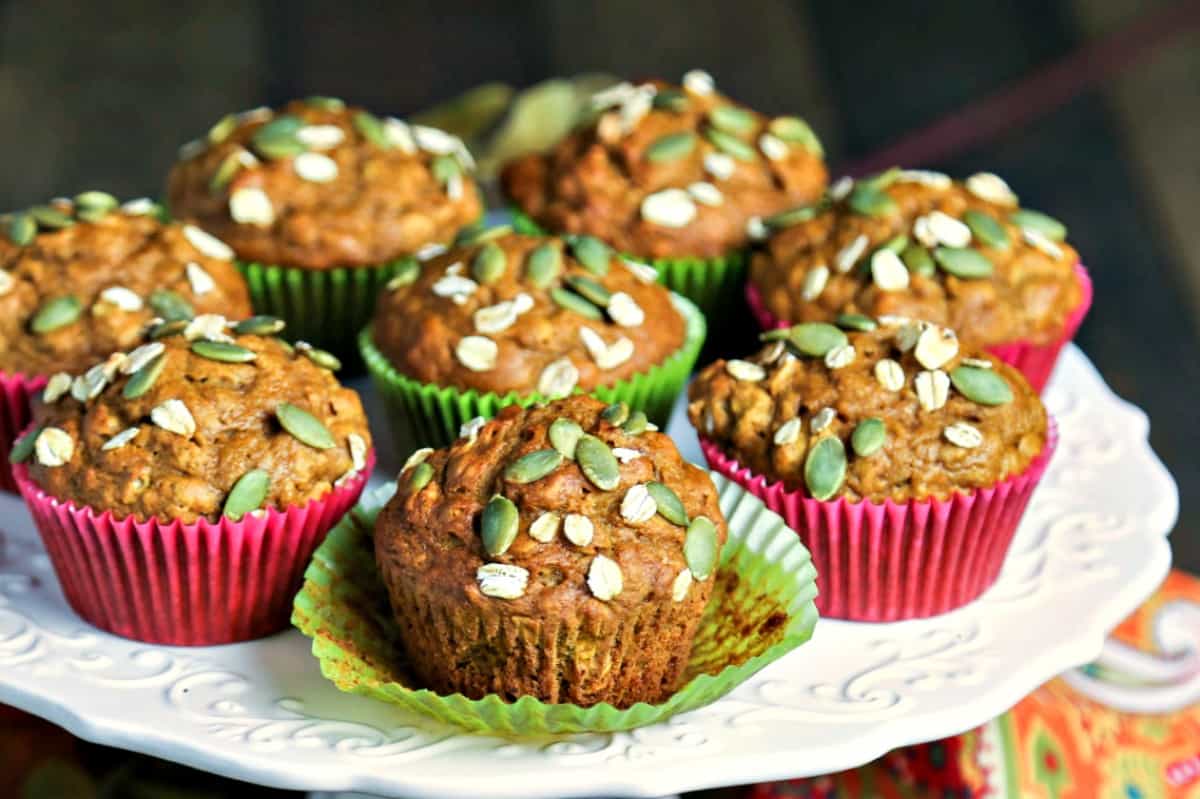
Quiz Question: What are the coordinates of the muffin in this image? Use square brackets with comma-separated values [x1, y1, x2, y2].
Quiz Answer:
[167, 97, 484, 358]
[0, 194, 252, 491]
[688, 317, 1056, 620]
[361, 228, 705, 448]
[502, 69, 828, 316]
[374, 395, 727, 706]
[10, 315, 372, 644]
[747, 169, 1092, 390]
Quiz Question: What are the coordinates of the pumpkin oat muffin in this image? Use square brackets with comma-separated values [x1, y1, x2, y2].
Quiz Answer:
[374, 395, 727, 706]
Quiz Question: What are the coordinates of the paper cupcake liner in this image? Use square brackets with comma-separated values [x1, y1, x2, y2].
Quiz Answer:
[745, 263, 1093, 393]
[359, 292, 706, 451]
[699, 422, 1057, 621]
[0, 371, 47, 494]
[12, 452, 374, 646]
[291, 474, 819, 735]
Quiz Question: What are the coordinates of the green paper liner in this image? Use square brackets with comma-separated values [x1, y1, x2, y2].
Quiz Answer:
[359, 292, 706, 451]
[291, 473, 819, 735]
[510, 209, 748, 323]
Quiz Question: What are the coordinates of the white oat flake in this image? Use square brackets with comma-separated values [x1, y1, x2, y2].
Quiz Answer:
[537, 357, 579, 399]
[612, 447, 643, 463]
[528, 512, 561, 543]
[944, 422, 983, 448]
[587, 555, 624, 601]
[835, 234, 869, 273]
[672, 568, 693, 602]
[915, 369, 950, 412]
[34, 427, 73, 467]
[620, 484, 658, 524]
[726, 359, 766, 382]
[122, 342, 165, 374]
[564, 514, 595, 547]
[185, 262, 216, 295]
[703, 151, 735, 181]
[229, 187, 275, 227]
[43, 372, 72, 403]
[607, 292, 645, 327]
[641, 188, 697, 228]
[151, 399, 196, 437]
[102, 427, 140, 452]
[476, 563, 529, 600]
[99, 286, 143, 312]
[455, 336, 498, 372]
[402, 447, 434, 472]
[773, 418, 802, 446]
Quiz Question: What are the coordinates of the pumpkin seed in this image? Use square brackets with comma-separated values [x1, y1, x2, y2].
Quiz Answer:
[549, 418, 584, 459]
[851, 418, 886, 457]
[471, 242, 507, 284]
[684, 516, 719, 580]
[563, 276, 610, 307]
[234, 315, 286, 336]
[209, 150, 246, 192]
[431, 154, 461, 184]
[353, 111, 392, 149]
[30, 205, 74, 229]
[933, 247, 994, 278]
[8, 425, 41, 464]
[302, 346, 341, 371]
[950, 365, 1013, 405]
[901, 244, 936, 277]
[383, 256, 420, 290]
[525, 243, 562, 287]
[208, 113, 238, 144]
[708, 105, 756, 135]
[504, 449, 564, 484]
[881, 234, 909, 254]
[456, 225, 512, 247]
[74, 191, 118, 213]
[8, 212, 36, 245]
[773, 322, 848, 357]
[570, 235, 612, 275]
[148, 289, 195, 322]
[223, 469, 270, 520]
[961, 209, 1008, 249]
[148, 319, 189, 340]
[30, 295, 81, 333]
[1009, 208, 1067, 241]
[768, 116, 823, 156]
[835, 313, 877, 332]
[645, 132, 696, 163]
[704, 127, 757, 161]
[122, 353, 166, 399]
[622, 410, 648, 435]
[804, 436, 847, 500]
[407, 461, 434, 492]
[305, 95, 345, 110]
[847, 184, 897, 217]
[276, 403, 335, 449]
[550, 287, 603, 320]
[647, 481, 688, 526]
[651, 89, 689, 111]
[481, 495, 520, 556]
[191, 339, 256, 363]
[576, 434, 620, 490]
[764, 205, 819, 229]
[251, 115, 305, 159]
[75, 206, 108, 223]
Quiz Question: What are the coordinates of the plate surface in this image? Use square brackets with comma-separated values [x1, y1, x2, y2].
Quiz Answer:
[0, 346, 1176, 799]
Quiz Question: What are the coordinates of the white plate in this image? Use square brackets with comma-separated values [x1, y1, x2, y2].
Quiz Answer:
[0, 346, 1176, 799]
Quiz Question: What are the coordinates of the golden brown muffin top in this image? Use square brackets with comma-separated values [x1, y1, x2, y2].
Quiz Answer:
[0, 197, 252, 376]
[376, 395, 727, 618]
[749, 169, 1083, 348]
[371, 230, 689, 396]
[688, 318, 1047, 503]
[166, 98, 483, 269]
[17, 317, 370, 522]
[502, 70, 828, 260]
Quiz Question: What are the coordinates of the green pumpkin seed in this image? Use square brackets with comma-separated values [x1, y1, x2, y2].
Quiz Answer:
[431, 154, 461, 185]
[74, 191, 118, 213]
[525, 243, 562, 288]
[847, 184, 897, 217]
[208, 113, 238, 144]
[251, 115, 306, 159]
[76, 206, 111, 224]
[862, 167, 902, 190]
[950, 365, 1013, 406]
[385, 256, 421, 291]
[651, 89, 689, 112]
[30, 205, 75, 229]
[8, 425, 42, 464]
[305, 95, 345, 111]
[933, 247, 994, 278]
[768, 116, 823, 156]
[647, 481, 688, 526]
[353, 111, 392, 149]
[276, 403, 336, 449]
[708, 106, 756, 135]
[481, 495, 520, 556]
[1009, 208, 1067, 241]
[8, 212, 36, 245]
[123, 353, 166, 399]
[30, 295, 81, 333]
[565, 275, 612, 306]
[234, 315, 286, 336]
[456, 224, 512, 246]
[148, 289, 195, 322]
[209, 150, 246, 192]
[901, 244, 936, 277]
[471, 242, 507, 284]
[765, 322, 848, 357]
[148, 319, 188, 340]
[276, 337, 295, 355]
[684, 516, 719, 580]
[570, 235, 612, 276]
[882, 234, 909, 254]
[835, 313, 877, 332]
[764, 205, 819, 229]
[704, 127, 757, 161]
[550, 287, 603, 320]
[549, 418, 584, 459]
[191, 339, 257, 363]
[645, 132, 697, 163]
[963, 209, 1010, 249]
[622, 411, 648, 435]
[407, 461, 434, 492]
[804, 436, 847, 501]
[851, 418, 886, 457]
[302, 347, 341, 371]
[576, 434, 620, 490]
[504, 449, 564, 484]
[600, 402, 630, 426]
[223, 469, 270, 520]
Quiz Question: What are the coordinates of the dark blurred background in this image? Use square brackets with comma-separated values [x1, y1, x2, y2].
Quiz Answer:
[1, 0, 1197, 567]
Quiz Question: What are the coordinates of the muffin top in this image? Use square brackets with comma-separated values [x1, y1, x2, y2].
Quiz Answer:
[0, 196, 252, 376]
[166, 97, 483, 269]
[502, 69, 828, 260]
[16, 316, 371, 522]
[375, 395, 727, 618]
[371, 229, 690, 395]
[688, 318, 1047, 503]
[749, 169, 1083, 348]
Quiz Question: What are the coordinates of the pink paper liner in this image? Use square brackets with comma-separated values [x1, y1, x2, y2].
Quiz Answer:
[745, 263, 1093, 393]
[0, 371, 48, 494]
[699, 423, 1057, 621]
[12, 451, 374, 646]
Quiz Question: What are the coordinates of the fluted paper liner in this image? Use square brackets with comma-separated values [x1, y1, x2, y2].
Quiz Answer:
[360, 293, 706, 450]
[700, 423, 1057, 621]
[745, 263, 1093, 392]
[291, 474, 819, 735]
[13, 453, 373, 645]
[0, 371, 47, 493]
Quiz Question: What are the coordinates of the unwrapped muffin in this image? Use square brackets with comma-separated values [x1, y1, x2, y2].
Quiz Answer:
[374, 395, 727, 706]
